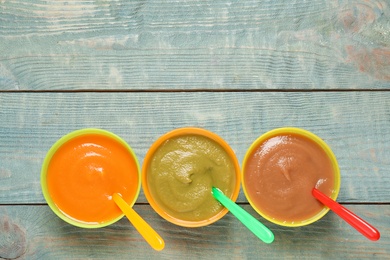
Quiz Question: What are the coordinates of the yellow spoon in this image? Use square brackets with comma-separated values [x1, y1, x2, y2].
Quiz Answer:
[112, 193, 165, 251]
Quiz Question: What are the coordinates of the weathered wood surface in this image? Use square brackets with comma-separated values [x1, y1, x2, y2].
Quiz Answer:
[1, 0, 389, 90]
[0, 205, 388, 259]
[0, 92, 389, 205]
[1, 0, 389, 259]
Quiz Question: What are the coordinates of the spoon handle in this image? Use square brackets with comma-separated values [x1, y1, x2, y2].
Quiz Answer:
[113, 193, 165, 251]
[312, 188, 380, 241]
[212, 187, 274, 244]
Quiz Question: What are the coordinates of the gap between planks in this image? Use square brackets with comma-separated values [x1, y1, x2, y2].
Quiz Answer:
[1, 89, 390, 93]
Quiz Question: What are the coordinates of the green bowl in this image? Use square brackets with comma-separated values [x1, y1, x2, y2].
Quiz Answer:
[41, 128, 141, 228]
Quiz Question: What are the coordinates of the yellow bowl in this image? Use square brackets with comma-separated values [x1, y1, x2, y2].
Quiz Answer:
[242, 127, 340, 227]
[41, 128, 141, 228]
[142, 127, 241, 227]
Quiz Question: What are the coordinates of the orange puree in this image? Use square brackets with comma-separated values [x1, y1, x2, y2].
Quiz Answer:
[47, 133, 139, 224]
[244, 133, 335, 224]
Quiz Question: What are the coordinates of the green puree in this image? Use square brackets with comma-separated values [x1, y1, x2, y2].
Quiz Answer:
[147, 135, 236, 222]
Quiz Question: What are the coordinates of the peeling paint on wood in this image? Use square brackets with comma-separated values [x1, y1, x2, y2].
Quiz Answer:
[0, 215, 26, 259]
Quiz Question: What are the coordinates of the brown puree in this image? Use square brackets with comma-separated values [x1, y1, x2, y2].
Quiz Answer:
[243, 133, 336, 224]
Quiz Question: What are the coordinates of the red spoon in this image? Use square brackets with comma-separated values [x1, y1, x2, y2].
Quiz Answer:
[312, 188, 380, 241]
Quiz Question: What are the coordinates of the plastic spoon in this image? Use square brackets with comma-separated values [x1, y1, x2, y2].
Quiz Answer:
[312, 188, 380, 241]
[112, 193, 165, 251]
[212, 187, 274, 244]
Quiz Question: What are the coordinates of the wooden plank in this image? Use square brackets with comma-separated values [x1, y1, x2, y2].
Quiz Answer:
[1, 0, 389, 90]
[0, 91, 389, 204]
[0, 204, 388, 259]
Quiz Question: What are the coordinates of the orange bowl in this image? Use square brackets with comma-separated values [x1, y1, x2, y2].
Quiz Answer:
[142, 127, 241, 227]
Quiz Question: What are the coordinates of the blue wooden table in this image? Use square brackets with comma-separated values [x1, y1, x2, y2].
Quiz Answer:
[0, 0, 389, 259]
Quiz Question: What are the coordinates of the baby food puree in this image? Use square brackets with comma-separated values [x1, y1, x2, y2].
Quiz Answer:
[41, 129, 140, 227]
[243, 128, 340, 226]
[143, 128, 240, 227]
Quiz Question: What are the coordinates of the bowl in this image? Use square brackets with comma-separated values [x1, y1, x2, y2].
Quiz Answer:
[142, 127, 241, 227]
[242, 127, 340, 227]
[41, 128, 141, 228]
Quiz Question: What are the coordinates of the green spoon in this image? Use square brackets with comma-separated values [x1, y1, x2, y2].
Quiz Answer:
[212, 187, 274, 244]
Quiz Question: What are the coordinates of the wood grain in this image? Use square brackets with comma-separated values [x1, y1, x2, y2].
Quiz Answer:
[0, 91, 389, 204]
[0, 204, 387, 259]
[1, 0, 389, 90]
[1, 0, 389, 258]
